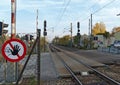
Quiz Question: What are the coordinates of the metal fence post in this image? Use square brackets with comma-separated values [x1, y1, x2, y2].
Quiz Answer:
[37, 29, 41, 85]
[15, 38, 38, 85]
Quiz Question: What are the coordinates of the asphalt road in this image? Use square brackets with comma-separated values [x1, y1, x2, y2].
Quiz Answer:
[58, 46, 120, 64]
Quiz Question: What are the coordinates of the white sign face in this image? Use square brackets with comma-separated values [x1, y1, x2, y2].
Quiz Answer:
[2, 39, 26, 62]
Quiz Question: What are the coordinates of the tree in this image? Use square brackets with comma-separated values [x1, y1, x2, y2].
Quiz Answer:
[83, 38, 89, 49]
[73, 36, 80, 45]
[112, 26, 120, 33]
[103, 31, 110, 39]
[57, 35, 71, 46]
[92, 22, 106, 35]
[52, 36, 59, 44]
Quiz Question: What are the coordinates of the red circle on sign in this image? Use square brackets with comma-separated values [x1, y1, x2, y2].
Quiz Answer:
[2, 39, 27, 62]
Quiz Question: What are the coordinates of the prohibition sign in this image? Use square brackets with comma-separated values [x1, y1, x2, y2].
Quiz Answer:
[2, 39, 26, 62]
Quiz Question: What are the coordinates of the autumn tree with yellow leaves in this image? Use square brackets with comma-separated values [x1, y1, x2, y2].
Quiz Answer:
[59, 35, 71, 46]
[92, 22, 106, 35]
[112, 26, 120, 33]
[52, 35, 71, 46]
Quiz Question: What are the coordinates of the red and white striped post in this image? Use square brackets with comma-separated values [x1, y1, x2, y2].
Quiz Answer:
[36, 10, 38, 32]
[11, 0, 16, 39]
[11, 0, 18, 82]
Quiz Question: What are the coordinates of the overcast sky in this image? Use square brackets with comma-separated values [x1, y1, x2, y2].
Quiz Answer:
[0, 0, 120, 41]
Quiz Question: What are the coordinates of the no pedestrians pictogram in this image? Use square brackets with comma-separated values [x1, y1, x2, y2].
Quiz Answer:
[2, 39, 27, 62]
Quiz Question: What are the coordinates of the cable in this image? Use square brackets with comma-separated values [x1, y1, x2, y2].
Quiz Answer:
[81, 0, 116, 22]
[55, 0, 66, 23]
[55, 0, 71, 28]
[92, 0, 116, 14]
[55, 0, 116, 35]
[87, 1, 98, 11]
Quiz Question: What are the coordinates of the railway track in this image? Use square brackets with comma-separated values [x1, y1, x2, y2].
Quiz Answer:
[49, 45, 120, 85]
[51, 45, 83, 85]
[96, 64, 120, 82]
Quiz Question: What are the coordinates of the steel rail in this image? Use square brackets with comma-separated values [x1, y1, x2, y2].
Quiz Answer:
[69, 55, 120, 85]
[52, 45, 120, 85]
[51, 46, 83, 85]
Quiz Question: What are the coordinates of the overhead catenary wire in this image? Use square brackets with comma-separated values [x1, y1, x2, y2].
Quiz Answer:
[92, 0, 116, 15]
[55, 0, 117, 37]
[55, 0, 71, 28]
[87, 1, 98, 11]
[55, 0, 66, 23]
[81, 0, 116, 22]
[71, 1, 99, 29]
[72, 0, 117, 36]
[63, 0, 116, 30]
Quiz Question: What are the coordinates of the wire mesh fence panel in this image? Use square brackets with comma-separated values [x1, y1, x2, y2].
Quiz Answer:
[0, 61, 17, 84]
[0, 61, 6, 83]
[0, 30, 41, 85]
[16, 30, 40, 85]
[0, 52, 38, 85]
[18, 54, 37, 85]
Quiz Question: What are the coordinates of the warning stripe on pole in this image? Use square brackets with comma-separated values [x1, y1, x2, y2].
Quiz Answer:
[11, 0, 16, 38]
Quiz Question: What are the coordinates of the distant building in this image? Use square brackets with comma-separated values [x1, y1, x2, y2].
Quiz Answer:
[114, 31, 120, 40]
[93, 35, 115, 47]
[112, 27, 120, 40]
[93, 35, 104, 48]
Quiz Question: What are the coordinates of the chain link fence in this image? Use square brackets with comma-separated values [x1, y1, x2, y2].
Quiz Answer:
[0, 30, 41, 85]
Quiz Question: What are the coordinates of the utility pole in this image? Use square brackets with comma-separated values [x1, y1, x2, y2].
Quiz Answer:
[90, 14, 93, 49]
[36, 13, 41, 85]
[91, 14, 92, 37]
[36, 10, 38, 35]
[70, 23, 73, 47]
[35, 9, 39, 53]
[89, 19, 90, 36]
[88, 19, 91, 49]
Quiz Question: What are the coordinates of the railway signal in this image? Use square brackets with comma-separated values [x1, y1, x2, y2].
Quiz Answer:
[0, 22, 2, 36]
[25, 34, 34, 41]
[0, 21, 9, 36]
[77, 22, 80, 36]
[43, 20, 47, 52]
[44, 20, 47, 31]
[44, 20, 47, 36]
[76, 22, 81, 46]
[25, 34, 28, 41]
[77, 22, 80, 29]
[30, 35, 34, 40]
